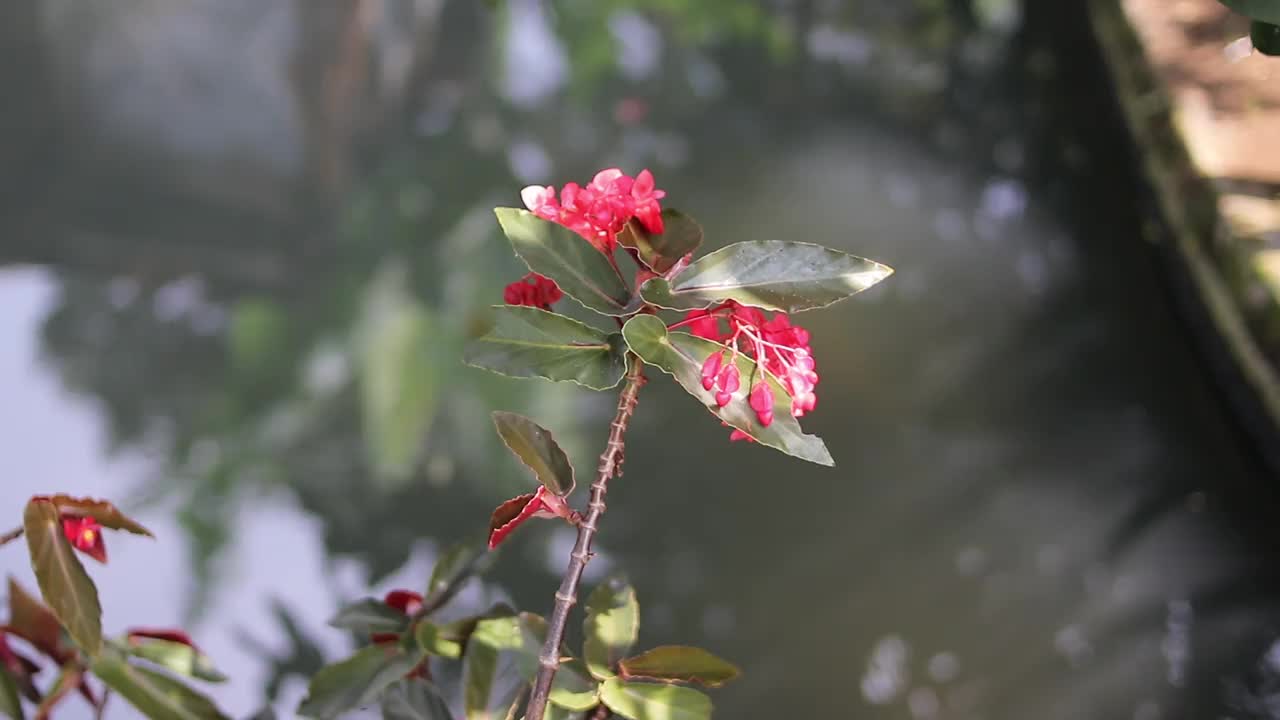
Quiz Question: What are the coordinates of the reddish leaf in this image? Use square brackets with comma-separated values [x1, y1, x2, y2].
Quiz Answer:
[127, 628, 197, 650]
[33, 495, 153, 537]
[23, 499, 103, 656]
[487, 487, 576, 550]
[6, 577, 68, 662]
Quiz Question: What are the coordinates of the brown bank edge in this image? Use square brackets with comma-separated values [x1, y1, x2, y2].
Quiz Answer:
[1088, 0, 1280, 462]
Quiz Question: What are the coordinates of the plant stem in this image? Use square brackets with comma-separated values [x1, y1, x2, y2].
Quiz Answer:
[525, 354, 645, 720]
[0, 527, 22, 546]
[589, 703, 613, 720]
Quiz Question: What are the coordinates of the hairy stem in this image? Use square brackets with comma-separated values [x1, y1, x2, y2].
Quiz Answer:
[525, 354, 645, 720]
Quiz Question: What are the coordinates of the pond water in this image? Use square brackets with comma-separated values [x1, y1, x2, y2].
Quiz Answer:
[2, 2, 1279, 719]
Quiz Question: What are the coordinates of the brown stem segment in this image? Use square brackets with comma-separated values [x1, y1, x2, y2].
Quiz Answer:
[525, 354, 645, 720]
[0, 527, 23, 547]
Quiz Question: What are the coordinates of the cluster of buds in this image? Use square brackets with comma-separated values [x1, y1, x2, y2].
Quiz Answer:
[685, 300, 819, 438]
[520, 168, 665, 253]
[502, 272, 563, 311]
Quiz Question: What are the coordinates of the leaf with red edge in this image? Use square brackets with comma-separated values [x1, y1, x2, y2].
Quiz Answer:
[6, 577, 66, 662]
[33, 496, 153, 537]
[124, 630, 228, 683]
[617, 646, 740, 688]
[22, 500, 102, 656]
[616, 210, 703, 275]
[487, 487, 575, 550]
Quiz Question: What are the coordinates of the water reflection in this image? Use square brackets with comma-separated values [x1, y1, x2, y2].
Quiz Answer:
[1, 1, 1279, 719]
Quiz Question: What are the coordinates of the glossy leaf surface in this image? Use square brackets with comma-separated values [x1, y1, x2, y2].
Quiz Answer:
[598, 678, 711, 720]
[92, 655, 228, 720]
[494, 208, 632, 316]
[462, 616, 526, 720]
[464, 306, 627, 390]
[583, 578, 639, 681]
[328, 599, 412, 636]
[622, 315, 833, 466]
[380, 679, 455, 720]
[492, 412, 576, 496]
[415, 622, 462, 659]
[640, 240, 892, 313]
[22, 500, 102, 655]
[616, 210, 703, 274]
[126, 637, 228, 683]
[618, 646, 740, 688]
[297, 645, 424, 719]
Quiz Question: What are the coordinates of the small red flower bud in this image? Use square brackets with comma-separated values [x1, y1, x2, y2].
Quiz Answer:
[700, 352, 723, 391]
[749, 382, 774, 416]
[714, 390, 732, 407]
[718, 365, 740, 394]
[384, 590, 425, 616]
[61, 515, 106, 564]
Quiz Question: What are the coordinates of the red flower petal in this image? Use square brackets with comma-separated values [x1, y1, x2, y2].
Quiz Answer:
[60, 515, 107, 564]
[383, 590, 424, 616]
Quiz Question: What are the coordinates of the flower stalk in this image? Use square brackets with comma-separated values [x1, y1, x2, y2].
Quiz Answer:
[525, 354, 646, 720]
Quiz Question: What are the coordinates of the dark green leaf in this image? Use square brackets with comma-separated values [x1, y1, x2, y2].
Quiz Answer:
[40, 495, 153, 537]
[425, 542, 494, 611]
[6, 576, 64, 659]
[381, 679, 455, 720]
[492, 412, 576, 496]
[328, 599, 411, 636]
[0, 665, 24, 720]
[639, 240, 892, 313]
[356, 263, 443, 487]
[1252, 19, 1280, 54]
[1221, 0, 1280, 24]
[416, 622, 462, 659]
[515, 615, 599, 712]
[125, 637, 228, 683]
[616, 211, 703, 274]
[598, 678, 710, 720]
[297, 644, 424, 719]
[92, 655, 228, 720]
[22, 500, 102, 655]
[583, 578, 639, 681]
[494, 208, 632, 316]
[462, 616, 526, 720]
[621, 315, 833, 466]
[464, 306, 627, 390]
[618, 647, 740, 688]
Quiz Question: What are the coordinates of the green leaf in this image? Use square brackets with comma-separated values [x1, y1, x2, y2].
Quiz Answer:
[462, 616, 526, 720]
[639, 240, 892, 313]
[92, 655, 228, 720]
[543, 707, 585, 720]
[0, 666, 24, 720]
[40, 495, 153, 536]
[328, 599, 412, 636]
[583, 578, 639, 681]
[356, 263, 444, 487]
[124, 637, 228, 683]
[464, 306, 627, 390]
[514, 615, 599, 712]
[22, 500, 102, 656]
[1221, 0, 1280, 25]
[492, 412, 576, 496]
[598, 678, 711, 720]
[494, 208, 632, 316]
[618, 647, 740, 688]
[381, 679, 456, 720]
[297, 644, 424, 719]
[621, 315, 833, 466]
[616, 211, 703, 274]
[6, 576, 65, 658]
[1252, 19, 1280, 54]
[416, 622, 462, 659]
[425, 542, 494, 611]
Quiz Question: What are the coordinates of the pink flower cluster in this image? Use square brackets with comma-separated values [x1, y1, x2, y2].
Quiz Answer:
[503, 272, 563, 310]
[521, 168, 666, 254]
[685, 301, 819, 440]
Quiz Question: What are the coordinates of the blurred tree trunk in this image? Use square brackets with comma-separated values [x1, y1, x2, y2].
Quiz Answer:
[291, 0, 379, 207]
